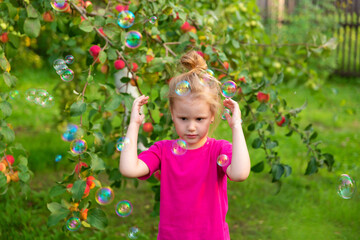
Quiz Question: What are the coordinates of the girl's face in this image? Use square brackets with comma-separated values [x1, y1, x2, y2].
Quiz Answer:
[171, 96, 214, 149]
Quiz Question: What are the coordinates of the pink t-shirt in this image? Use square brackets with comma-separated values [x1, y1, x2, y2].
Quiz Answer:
[138, 137, 232, 240]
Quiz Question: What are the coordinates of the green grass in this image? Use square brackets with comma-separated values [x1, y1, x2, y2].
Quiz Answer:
[1, 68, 360, 239]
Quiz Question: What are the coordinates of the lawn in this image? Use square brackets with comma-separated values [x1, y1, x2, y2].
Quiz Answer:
[0, 68, 359, 239]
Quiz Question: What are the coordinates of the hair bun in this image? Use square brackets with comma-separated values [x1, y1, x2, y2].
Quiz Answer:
[180, 50, 207, 72]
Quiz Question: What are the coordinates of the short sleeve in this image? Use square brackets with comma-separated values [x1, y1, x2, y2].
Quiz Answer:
[137, 141, 162, 180]
[218, 140, 232, 175]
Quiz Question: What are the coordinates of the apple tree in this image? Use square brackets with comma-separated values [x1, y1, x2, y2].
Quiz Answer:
[0, 0, 336, 232]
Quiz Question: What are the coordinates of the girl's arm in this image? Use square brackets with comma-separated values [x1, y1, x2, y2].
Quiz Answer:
[119, 95, 150, 178]
[223, 98, 251, 182]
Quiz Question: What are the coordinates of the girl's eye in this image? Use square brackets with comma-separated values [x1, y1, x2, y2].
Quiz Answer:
[181, 118, 187, 121]
[196, 118, 203, 121]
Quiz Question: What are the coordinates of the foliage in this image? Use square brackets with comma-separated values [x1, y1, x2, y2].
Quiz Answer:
[0, 0, 337, 232]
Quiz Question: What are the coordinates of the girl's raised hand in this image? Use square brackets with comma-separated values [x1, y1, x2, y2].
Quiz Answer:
[223, 98, 242, 129]
[130, 95, 149, 126]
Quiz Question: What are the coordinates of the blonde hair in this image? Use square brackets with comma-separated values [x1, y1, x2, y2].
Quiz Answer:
[168, 51, 223, 134]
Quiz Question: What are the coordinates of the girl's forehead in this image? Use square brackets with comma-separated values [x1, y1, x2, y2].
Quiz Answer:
[172, 97, 211, 114]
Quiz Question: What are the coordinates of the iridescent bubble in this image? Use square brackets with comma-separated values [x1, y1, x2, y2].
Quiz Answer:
[55, 64, 69, 75]
[206, 69, 214, 76]
[95, 187, 115, 205]
[65, 55, 74, 64]
[66, 217, 81, 231]
[217, 154, 229, 167]
[70, 139, 88, 155]
[115, 200, 133, 217]
[337, 174, 356, 199]
[43, 95, 55, 108]
[117, 10, 135, 28]
[53, 59, 67, 70]
[34, 89, 50, 106]
[116, 137, 130, 151]
[175, 80, 191, 96]
[221, 108, 231, 120]
[125, 31, 142, 49]
[62, 124, 79, 142]
[149, 16, 157, 24]
[221, 80, 237, 98]
[60, 69, 74, 82]
[9, 90, 19, 99]
[25, 88, 37, 103]
[128, 227, 140, 239]
[171, 139, 187, 156]
[50, 0, 70, 12]
[55, 154, 62, 162]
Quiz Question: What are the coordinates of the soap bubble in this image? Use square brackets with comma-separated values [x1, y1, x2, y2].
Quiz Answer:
[149, 16, 157, 24]
[50, 0, 70, 12]
[9, 90, 19, 99]
[55, 64, 68, 75]
[115, 200, 133, 217]
[221, 81, 237, 98]
[34, 89, 49, 105]
[62, 124, 79, 142]
[65, 55, 74, 64]
[221, 108, 231, 120]
[70, 139, 88, 154]
[60, 69, 74, 82]
[175, 80, 191, 96]
[128, 227, 140, 239]
[95, 187, 115, 205]
[217, 154, 229, 167]
[206, 69, 214, 76]
[171, 139, 187, 156]
[53, 59, 67, 70]
[116, 137, 130, 151]
[125, 31, 142, 49]
[66, 217, 81, 231]
[117, 10, 135, 28]
[337, 174, 356, 199]
[55, 154, 62, 162]
[25, 88, 37, 103]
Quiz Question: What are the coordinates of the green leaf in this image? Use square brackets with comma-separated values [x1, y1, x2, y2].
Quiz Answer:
[98, 50, 107, 64]
[0, 101, 12, 117]
[47, 203, 70, 227]
[8, 33, 20, 49]
[0, 126, 15, 143]
[26, 4, 39, 18]
[18, 171, 30, 182]
[79, 20, 93, 32]
[49, 185, 67, 198]
[271, 164, 284, 182]
[87, 208, 108, 230]
[70, 100, 87, 117]
[265, 138, 278, 149]
[323, 153, 335, 171]
[256, 103, 268, 112]
[252, 138, 262, 149]
[247, 123, 255, 131]
[0, 55, 11, 72]
[283, 165, 292, 177]
[251, 161, 264, 173]
[0, 173, 7, 188]
[289, 101, 308, 116]
[89, 152, 106, 171]
[305, 156, 318, 175]
[160, 85, 169, 99]
[71, 180, 87, 202]
[310, 132, 318, 141]
[2, 72, 17, 87]
[107, 48, 117, 61]
[24, 18, 41, 38]
[104, 95, 122, 111]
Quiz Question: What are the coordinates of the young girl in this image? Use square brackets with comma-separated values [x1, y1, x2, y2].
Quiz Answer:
[119, 51, 251, 240]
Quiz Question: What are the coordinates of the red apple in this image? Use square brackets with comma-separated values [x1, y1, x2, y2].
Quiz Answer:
[223, 62, 229, 70]
[0, 163, 6, 173]
[132, 62, 138, 72]
[0, 32, 9, 43]
[218, 74, 226, 80]
[238, 76, 246, 83]
[99, 27, 106, 37]
[43, 11, 54, 22]
[189, 26, 197, 34]
[1, 155, 14, 166]
[89, 45, 101, 58]
[115, 5, 129, 12]
[85, 1, 92, 8]
[86, 176, 96, 189]
[196, 51, 204, 58]
[114, 59, 126, 70]
[66, 183, 73, 193]
[74, 161, 88, 174]
[82, 184, 90, 198]
[181, 22, 192, 32]
[173, 12, 180, 22]
[80, 208, 89, 220]
[143, 122, 153, 133]
[257, 92, 270, 103]
[276, 116, 286, 127]
[101, 64, 109, 74]
[146, 55, 154, 63]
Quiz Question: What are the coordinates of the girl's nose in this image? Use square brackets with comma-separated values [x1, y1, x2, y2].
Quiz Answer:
[188, 121, 196, 131]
